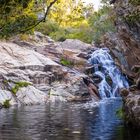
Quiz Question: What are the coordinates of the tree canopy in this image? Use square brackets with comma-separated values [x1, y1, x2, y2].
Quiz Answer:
[36, 0, 115, 43]
[0, 0, 57, 37]
[0, 0, 116, 44]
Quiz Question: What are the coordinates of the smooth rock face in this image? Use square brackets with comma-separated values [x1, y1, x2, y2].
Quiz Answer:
[0, 35, 98, 107]
[59, 39, 92, 52]
[56, 39, 94, 71]
[16, 86, 48, 105]
[0, 42, 58, 68]
[0, 39, 63, 106]
[0, 86, 48, 106]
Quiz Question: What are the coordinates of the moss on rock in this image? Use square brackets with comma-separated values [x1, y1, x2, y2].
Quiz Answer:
[11, 81, 32, 95]
[3, 99, 11, 108]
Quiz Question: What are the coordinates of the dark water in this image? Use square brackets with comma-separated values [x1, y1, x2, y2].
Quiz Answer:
[0, 99, 139, 140]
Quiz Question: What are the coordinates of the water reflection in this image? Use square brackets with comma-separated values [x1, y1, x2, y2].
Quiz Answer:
[0, 99, 139, 140]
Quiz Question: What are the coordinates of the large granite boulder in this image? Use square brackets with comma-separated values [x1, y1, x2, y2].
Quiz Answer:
[0, 41, 62, 106]
[55, 39, 94, 71]
[0, 42, 58, 69]
[0, 36, 99, 107]
[59, 39, 92, 52]
[16, 86, 48, 105]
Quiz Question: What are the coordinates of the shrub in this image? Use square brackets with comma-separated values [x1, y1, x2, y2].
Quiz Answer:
[36, 20, 60, 36]
[116, 107, 124, 119]
[60, 57, 73, 66]
[50, 29, 67, 41]
[19, 34, 30, 41]
[11, 81, 31, 95]
[3, 100, 10, 108]
[88, 6, 116, 43]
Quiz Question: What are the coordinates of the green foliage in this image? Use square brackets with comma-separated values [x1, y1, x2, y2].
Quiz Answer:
[124, 13, 140, 24]
[49, 0, 87, 27]
[3, 99, 10, 108]
[36, 0, 94, 43]
[0, 0, 116, 44]
[129, 0, 140, 5]
[36, 20, 93, 43]
[11, 85, 19, 95]
[123, 0, 140, 25]
[19, 34, 30, 41]
[0, 15, 37, 38]
[36, 20, 60, 35]
[116, 107, 124, 119]
[0, 0, 36, 37]
[50, 30, 67, 42]
[15, 81, 31, 87]
[11, 81, 31, 95]
[88, 6, 116, 43]
[36, 1, 115, 44]
[0, 0, 57, 38]
[66, 27, 93, 44]
[3, 79, 9, 84]
[60, 57, 73, 66]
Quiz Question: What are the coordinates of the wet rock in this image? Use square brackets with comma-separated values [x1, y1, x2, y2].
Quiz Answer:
[48, 74, 99, 102]
[77, 52, 89, 59]
[84, 66, 94, 75]
[92, 74, 103, 84]
[131, 65, 140, 73]
[50, 77, 89, 98]
[129, 85, 137, 92]
[136, 78, 140, 90]
[120, 88, 129, 97]
[105, 75, 113, 87]
[85, 64, 102, 74]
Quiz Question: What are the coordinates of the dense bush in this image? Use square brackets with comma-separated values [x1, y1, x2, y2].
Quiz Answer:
[36, 20, 60, 35]
[129, 0, 140, 5]
[0, 0, 57, 38]
[36, 2, 115, 44]
[124, 0, 140, 24]
[88, 6, 116, 43]
[36, 20, 93, 43]
[3, 100, 10, 108]
[0, 0, 116, 44]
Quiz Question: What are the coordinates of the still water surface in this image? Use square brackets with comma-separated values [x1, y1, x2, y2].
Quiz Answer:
[0, 99, 139, 140]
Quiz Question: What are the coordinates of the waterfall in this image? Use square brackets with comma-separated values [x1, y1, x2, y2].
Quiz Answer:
[89, 48, 129, 99]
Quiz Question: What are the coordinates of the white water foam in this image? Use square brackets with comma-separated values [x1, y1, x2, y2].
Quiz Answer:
[89, 48, 129, 99]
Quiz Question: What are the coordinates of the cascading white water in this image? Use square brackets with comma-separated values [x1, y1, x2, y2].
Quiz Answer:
[89, 48, 129, 99]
